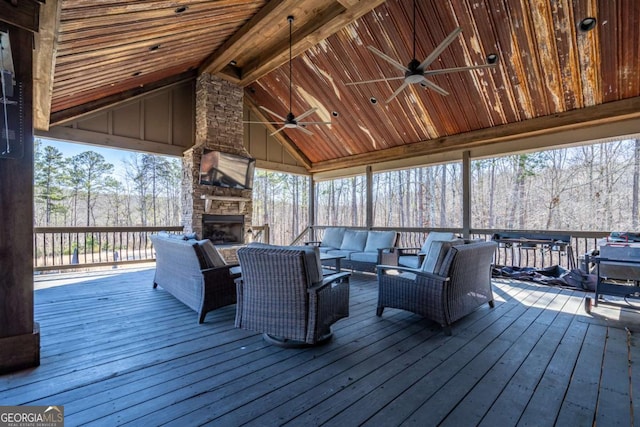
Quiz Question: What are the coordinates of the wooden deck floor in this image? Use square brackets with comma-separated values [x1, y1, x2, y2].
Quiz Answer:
[1, 268, 640, 426]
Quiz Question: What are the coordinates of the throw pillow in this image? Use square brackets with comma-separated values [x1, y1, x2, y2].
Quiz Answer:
[420, 232, 455, 253]
[421, 239, 463, 274]
[195, 239, 227, 268]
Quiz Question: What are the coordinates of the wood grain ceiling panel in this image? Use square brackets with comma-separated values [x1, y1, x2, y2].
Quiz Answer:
[51, 0, 266, 115]
[247, 0, 640, 166]
[39, 0, 640, 171]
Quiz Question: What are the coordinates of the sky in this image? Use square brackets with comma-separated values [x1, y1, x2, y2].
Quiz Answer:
[38, 137, 138, 179]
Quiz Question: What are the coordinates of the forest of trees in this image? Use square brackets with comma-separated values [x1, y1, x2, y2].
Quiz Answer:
[35, 138, 640, 246]
[34, 140, 182, 227]
[257, 139, 640, 245]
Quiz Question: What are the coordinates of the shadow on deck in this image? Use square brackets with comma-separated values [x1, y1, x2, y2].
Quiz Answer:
[1, 268, 639, 425]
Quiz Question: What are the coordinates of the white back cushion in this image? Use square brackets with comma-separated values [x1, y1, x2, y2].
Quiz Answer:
[420, 232, 455, 253]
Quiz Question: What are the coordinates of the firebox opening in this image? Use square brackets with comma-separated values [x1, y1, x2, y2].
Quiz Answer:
[202, 214, 244, 245]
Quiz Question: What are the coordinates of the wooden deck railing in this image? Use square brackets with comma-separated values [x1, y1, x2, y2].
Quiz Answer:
[34, 224, 271, 272]
[34, 226, 183, 272]
[300, 226, 610, 271]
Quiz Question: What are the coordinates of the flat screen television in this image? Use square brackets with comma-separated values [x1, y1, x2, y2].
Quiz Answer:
[199, 150, 255, 189]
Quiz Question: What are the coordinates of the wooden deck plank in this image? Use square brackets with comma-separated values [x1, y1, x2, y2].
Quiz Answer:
[437, 289, 580, 426]
[555, 323, 607, 426]
[406, 289, 580, 425]
[596, 326, 633, 426]
[1, 269, 639, 426]
[361, 284, 564, 426]
[317, 283, 542, 427]
[516, 300, 589, 425]
[130, 310, 430, 425]
[47, 286, 381, 422]
[477, 291, 584, 426]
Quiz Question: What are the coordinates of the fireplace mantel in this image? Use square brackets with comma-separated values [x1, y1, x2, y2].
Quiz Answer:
[200, 195, 251, 212]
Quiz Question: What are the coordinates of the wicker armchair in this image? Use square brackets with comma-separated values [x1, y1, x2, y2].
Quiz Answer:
[377, 241, 497, 335]
[235, 244, 350, 347]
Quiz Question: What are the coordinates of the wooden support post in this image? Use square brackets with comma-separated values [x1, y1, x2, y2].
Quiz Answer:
[462, 151, 471, 239]
[366, 166, 373, 229]
[0, 13, 40, 373]
[308, 175, 316, 241]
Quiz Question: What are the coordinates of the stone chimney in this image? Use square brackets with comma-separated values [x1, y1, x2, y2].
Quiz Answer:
[182, 73, 253, 251]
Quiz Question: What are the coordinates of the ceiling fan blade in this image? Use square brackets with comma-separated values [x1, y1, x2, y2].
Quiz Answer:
[260, 106, 287, 122]
[418, 27, 463, 71]
[345, 76, 406, 86]
[295, 107, 318, 121]
[297, 126, 314, 136]
[421, 79, 449, 96]
[367, 46, 410, 73]
[385, 81, 409, 104]
[270, 126, 287, 136]
[243, 121, 284, 124]
[299, 121, 332, 125]
[425, 63, 497, 76]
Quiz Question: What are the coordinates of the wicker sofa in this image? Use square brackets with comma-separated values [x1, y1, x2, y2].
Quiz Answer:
[307, 228, 399, 272]
[377, 240, 498, 335]
[150, 233, 240, 323]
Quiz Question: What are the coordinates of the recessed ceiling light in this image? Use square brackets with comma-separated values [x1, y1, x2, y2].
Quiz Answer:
[149, 44, 161, 52]
[486, 53, 498, 64]
[132, 71, 141, 77]
[579, 17, 597, 32]
[370, 97, 378, 104]
[332, 111, 339, 117]
[229, 60, 237, 66]
[175, 6, 188, 14]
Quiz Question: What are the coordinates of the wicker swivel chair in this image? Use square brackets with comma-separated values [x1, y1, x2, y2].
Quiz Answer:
[235, 245, 350, 347]
[377, 240, 497, 335]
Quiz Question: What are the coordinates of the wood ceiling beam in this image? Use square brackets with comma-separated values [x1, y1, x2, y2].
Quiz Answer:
[202, 0, 386, 86]
[244, 95, 312, 170]
[309, 97, 640, 173]
[199, 0, 290, 76]
[48, 70, 196, 128]
[234, 3, 345, 86]
[236, 0, 387, 85]
[0, 0, 42, 33]
[33, 0, 62, 131]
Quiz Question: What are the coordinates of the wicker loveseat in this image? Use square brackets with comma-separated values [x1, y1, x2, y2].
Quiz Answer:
[307, 228, 399, 272]
[235, 243, 350, 346]
[377, 240, 497, 335]
[150, 233, 240, 323]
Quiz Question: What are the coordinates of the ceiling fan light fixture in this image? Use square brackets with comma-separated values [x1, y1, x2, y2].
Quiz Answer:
[244, 15, 331, 136]
[579, 17, 597, 32]
[486, 53, 498, 64]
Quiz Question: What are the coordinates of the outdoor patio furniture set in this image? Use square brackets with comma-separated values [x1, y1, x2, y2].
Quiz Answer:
[150, 228, 497, 345]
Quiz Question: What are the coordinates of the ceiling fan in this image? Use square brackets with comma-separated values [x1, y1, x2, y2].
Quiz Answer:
[345, 0, 498, 104]
[245, 16, 331, 136]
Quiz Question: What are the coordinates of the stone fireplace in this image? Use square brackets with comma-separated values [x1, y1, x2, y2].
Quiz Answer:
[182, 73, 252, 262]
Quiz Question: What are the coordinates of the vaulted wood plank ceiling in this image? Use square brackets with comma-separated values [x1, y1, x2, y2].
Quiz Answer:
[20, 0, 640, 173]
